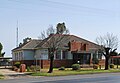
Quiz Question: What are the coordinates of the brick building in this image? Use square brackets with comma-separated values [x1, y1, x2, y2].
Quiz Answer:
[12, 34, 105, 68]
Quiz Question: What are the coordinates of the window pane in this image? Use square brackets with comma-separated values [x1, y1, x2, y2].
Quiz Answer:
[56, 50, 61, 60]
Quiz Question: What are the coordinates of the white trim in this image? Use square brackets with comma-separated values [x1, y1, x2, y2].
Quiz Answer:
[61, 50, 63, 60]
[91, 53, 93, 59]
[54, 52, 56, 60]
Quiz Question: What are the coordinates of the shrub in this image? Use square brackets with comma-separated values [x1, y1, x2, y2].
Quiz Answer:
[92, 58, 99, 64]
[59, 67, 65, 70]
[30, 65, 36, 72]
[72, 64, 80, 70]
[93, 65, 98, 69]
[110, 64, 114, 68]
[27, 66, 31, 72]
[14, 62, 21, 68]
[30, 65, 41, 72]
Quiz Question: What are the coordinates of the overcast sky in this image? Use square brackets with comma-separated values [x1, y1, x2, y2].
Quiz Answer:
[0, 0, 120, 57]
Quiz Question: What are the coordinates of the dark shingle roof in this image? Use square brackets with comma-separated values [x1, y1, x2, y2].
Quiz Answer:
[12, 34, 101, 51]
[12, 39, 42, 51]
[22, 40, 42, 49]
[36, 34, 101, 49]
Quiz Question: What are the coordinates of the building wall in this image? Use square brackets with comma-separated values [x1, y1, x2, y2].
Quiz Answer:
[23, 50, 35, 60]
[12, 50, 24, 61]
[35, 49, 48, 60]
[54, 60, 73, 68]
[67, 51, 73, 59]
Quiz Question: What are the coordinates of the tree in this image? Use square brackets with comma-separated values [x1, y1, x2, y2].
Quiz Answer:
[0, 43, 3, 56]
[96, 33, 119, 70]
[0, 43, 5, 57]
[110, 49, 118, 56]
[39, 23, 69, 73]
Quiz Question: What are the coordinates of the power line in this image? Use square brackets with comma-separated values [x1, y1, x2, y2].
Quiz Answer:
[37, 0, 116, 14]
[4, 0, 117, 16]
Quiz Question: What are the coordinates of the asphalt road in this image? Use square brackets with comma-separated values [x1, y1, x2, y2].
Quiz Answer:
[1, 73, 120, 83]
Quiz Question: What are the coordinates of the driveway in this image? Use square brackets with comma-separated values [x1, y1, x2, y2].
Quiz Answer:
[0, 66, 30, 79]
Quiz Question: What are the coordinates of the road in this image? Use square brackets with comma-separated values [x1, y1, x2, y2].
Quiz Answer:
[0, 73, 120, 83]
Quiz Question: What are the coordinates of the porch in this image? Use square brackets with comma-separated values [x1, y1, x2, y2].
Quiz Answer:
[73, 53, 91, 65]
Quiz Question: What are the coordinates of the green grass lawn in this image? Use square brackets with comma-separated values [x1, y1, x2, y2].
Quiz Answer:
[0, 74, 4, 79]
[31, 68, 120, 76]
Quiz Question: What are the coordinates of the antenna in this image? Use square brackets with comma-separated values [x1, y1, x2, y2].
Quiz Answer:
[16, 20, 19, 47]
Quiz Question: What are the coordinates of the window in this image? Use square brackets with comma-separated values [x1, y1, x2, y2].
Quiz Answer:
[56, 50, 61, 60]
[14, 52, 23, 61]
[19, 52, 21, 60]
[98, 52, 102, 60]
[83, 44, 86, 51]
[62, 51, 68, 59]
[14, 53, 17, 60]
[21, 52, 23, 60]
[16, 53, 18, 61]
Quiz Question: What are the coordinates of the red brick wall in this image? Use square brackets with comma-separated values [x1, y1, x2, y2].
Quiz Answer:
[70, 41, 81, 51]
[90, 59, 105, 66]
[99, 60, 105, 66]
[41, 60, 50, 68]
[70, 41, 90, 52]
[54, 60, 73, 68]
[12, 60, 73, 68]
[13, 59, 104, 68]
[12, 60, 35, 66]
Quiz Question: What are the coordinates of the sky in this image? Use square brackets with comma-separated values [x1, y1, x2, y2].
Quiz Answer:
[0, 0, 120, 57]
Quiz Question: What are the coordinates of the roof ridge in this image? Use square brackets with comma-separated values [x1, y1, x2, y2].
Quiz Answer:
[70, 35, 100, 46]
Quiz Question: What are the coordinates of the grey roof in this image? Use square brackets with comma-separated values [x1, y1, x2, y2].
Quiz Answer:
[12, 39, 42, 51]
[22, 40, 42, 49]
[36, 34, 101, 49]
[12, 34, 101, 51]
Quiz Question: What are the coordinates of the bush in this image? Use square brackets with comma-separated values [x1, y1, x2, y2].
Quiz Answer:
[14, 62, 21, 68]
[93, 65, 98, 69]
[59, 67, 65, 70]
[27, 66, 31, 72]
[30, 65, 41, 72]
[72, 64, 80, 70]
[30, 65, 36, 72]
[110, 64, 114, 68]
[92, 58, 99, 64]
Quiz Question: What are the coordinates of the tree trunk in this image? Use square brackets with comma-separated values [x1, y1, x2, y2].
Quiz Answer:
[48, 55, 54, 73]
[104, 47, 111, 70]
[105, 57, 109, 70]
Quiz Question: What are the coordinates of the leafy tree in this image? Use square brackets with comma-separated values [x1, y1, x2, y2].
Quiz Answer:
[96, 33, 118, 70]
[39, 23, 69, 73]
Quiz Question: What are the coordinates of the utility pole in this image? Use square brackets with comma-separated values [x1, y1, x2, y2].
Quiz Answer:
[16, 21, 19, 47]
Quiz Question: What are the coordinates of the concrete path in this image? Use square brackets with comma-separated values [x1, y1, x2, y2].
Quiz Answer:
[0, 66, 31, 79]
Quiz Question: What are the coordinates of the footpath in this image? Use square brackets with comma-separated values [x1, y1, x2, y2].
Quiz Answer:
[0, 66, 31, 79]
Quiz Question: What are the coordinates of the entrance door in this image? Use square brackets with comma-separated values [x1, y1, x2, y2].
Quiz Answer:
[73, 53, 91, 64]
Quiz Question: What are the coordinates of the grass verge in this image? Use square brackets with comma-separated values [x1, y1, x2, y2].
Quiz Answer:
[31, 69, 120, 76]
[0, 74, 4, 79]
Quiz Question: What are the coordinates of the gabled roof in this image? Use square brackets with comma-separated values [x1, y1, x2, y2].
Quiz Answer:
[36, 34, 101, 50]
[22, 39, 42, 49]
[12, 34, 101, 52]
[70, 35, 101, 48]
[12, 39, 42, 51]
